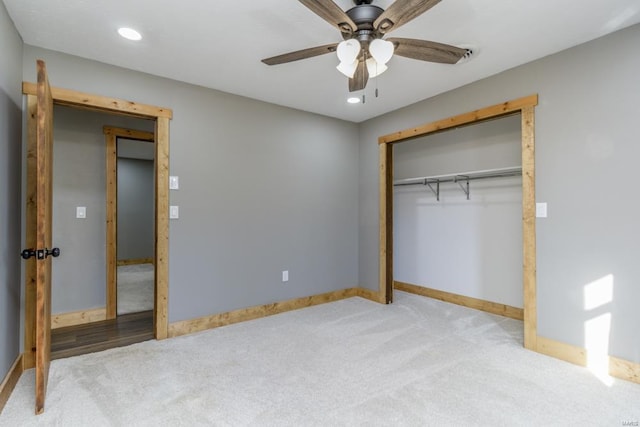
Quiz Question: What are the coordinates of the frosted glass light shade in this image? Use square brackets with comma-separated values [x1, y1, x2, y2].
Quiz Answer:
[369, 38, 394, 65]
[337, 39, 361, 64]
[366, 57, 388, 78]
[337, 60, 358, 78]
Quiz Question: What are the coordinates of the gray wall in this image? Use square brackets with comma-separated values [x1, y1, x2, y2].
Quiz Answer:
[51, 106, 152, 314]
[0, 1, 23, 383]
[393, 116, 522, 307]
[118, 138, 154, 160]
[117, 157, 154, 261]
[359, 24, 640, 363]
[23, 46, 360, 323]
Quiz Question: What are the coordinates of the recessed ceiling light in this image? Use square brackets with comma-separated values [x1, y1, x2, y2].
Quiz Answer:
[118, 27, 142, 41]
[347, 97, 360, 104]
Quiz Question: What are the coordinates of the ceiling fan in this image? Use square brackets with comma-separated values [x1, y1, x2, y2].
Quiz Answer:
[261, 0, 469, 92]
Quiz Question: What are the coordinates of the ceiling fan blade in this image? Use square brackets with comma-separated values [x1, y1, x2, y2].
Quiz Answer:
[374, 0, 441, 34]
[298, 0, 357, 35]
[262, 43, 338, 66]
[349, 60, 369, 92]
[387, 38, 467, 64]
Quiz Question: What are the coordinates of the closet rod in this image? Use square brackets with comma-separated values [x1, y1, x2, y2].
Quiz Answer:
[393, 166, 522, 187]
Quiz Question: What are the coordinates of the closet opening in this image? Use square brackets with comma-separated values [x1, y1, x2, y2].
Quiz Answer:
[378, 95, 538, 349]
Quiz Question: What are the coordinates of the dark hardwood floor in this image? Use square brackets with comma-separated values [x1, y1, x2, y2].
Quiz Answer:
[51, 310, 154, 360]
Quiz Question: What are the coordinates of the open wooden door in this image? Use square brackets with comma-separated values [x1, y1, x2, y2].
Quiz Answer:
[23, 59, 56, 414]
[35, 59, 54, 415]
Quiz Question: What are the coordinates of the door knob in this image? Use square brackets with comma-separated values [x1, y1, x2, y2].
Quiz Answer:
[20, 247, 61, 260]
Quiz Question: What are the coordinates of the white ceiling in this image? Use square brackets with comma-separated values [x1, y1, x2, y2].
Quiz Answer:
[4, 0, 640, 122]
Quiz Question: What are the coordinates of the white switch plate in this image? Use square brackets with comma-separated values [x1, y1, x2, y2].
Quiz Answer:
[76, 206, 86, 219]
[282, 270, 289, 282]
[169, 176, 179, 190]
[170, 205, 179, 219]
[536, 202, 548, 218]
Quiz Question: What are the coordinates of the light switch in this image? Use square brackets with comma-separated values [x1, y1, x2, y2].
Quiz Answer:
[170, 205, 179, 219]
[76, 206, 86, 219]
[169, 176, 179, 190]
[536, 202, 547, 218]
[282, 270, 289, 282]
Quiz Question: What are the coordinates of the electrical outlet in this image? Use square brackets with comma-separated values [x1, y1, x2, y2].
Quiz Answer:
[170, 205, 179, 219]
[76, 206, 86, 219]
[282, 270, 289, 282]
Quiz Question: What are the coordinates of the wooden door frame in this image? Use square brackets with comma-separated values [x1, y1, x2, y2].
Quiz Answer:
[22, 82, 172, 371]
[378, 94, 538, 350]
[103, 126, 156, 320]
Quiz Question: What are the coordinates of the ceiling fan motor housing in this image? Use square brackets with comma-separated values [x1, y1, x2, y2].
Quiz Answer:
[345, 4, 385, 45]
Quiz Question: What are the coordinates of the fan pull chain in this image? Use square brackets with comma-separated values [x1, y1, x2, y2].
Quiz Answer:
[362, 52, 367, 104]
[375, 60, 379, 98]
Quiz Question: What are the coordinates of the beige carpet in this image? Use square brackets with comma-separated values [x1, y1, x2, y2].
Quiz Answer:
[2, 291, 639, 425]
[117, 263, 154, 315]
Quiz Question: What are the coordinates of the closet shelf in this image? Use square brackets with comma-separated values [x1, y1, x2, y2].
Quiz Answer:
[393, 166, 522, 201]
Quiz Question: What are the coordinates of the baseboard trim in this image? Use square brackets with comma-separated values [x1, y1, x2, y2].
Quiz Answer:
[355, 287, 385, 303]
[536, 336, 639, 384]
[52, 307, 107, 329]
[394, 281, 524, 321]
[117, 257, 154, 266]
[168, 287, 385, 338]
[0, 353, 23, 414]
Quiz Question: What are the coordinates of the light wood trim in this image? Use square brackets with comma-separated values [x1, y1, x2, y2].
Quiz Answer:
[103, 126, 155, 141]
[116, 258, 154, 266]
[379, 143, 393, 304]
[356, 287, 385, 303]
[395, 281, 524, 320]
[105, 133, 117, 319]
[154, 117, 170, 340]
[521, 106, 537, 350]
[24, 95, 38, 370]
[536, 336, 640, 385]
[51, 308, 107, 329]
[378, 94, 538, 144]
[0, 354, 23, 414]
[536, 336, 586, 365]
[609, 355, 640, 384]
[168, 288, 361, 338]
[23, 82, 172, 119]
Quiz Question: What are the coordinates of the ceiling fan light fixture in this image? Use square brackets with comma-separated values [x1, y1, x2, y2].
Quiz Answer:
[336, 60, 358, 78]
[336, 39, 361, 64]
[369, 38, 394, 65]
[366, 57, 387, 78]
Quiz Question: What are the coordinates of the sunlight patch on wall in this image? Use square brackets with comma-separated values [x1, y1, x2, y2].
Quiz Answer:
[583, 274, 614, 386]
[584, 313, 614, 386]
[584, 274, 613, 310]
